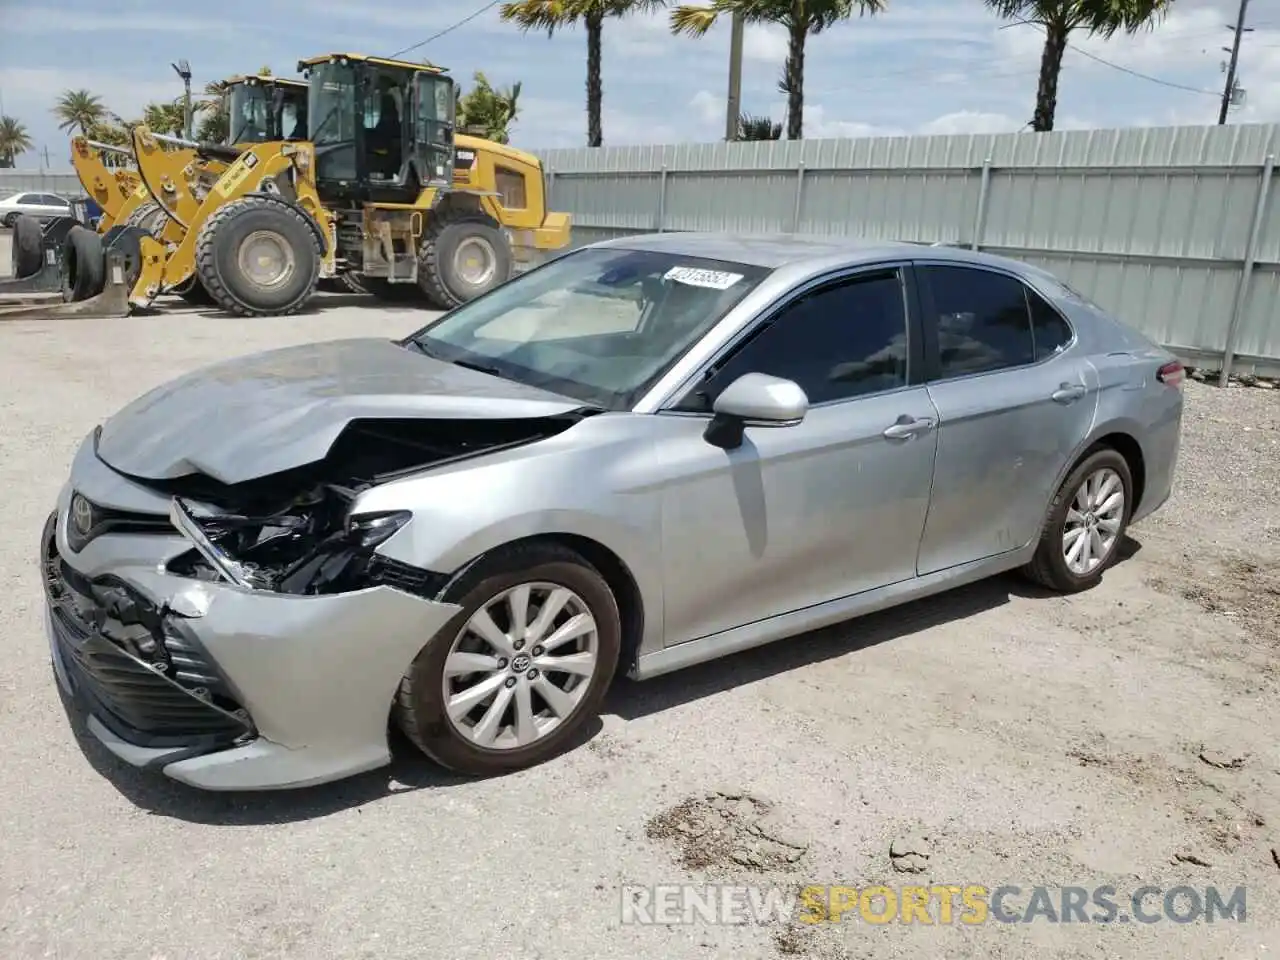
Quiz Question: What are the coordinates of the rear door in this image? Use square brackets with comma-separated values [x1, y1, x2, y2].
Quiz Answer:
[913, 262, 1099, 576]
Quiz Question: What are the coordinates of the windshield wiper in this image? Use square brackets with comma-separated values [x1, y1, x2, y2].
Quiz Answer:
[450, 358, 504, 377]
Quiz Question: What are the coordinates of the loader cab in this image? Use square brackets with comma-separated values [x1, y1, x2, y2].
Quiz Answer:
[223, 76, 309, 146]
[299, 53, 456, 203]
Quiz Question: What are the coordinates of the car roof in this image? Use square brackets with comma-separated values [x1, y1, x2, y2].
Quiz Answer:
[591, 231, 1057, 284]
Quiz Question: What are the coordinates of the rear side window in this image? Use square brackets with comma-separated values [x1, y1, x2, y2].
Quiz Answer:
[1026, 287, 1073, 361]
[16, 193, 39, 204]
[922, 265, 1033, 378]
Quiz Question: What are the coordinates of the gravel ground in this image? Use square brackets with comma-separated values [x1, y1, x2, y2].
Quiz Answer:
[1, 278, 1278, 959]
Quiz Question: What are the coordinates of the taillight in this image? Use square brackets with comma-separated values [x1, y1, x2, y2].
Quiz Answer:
[1157, 360, 1185, 388]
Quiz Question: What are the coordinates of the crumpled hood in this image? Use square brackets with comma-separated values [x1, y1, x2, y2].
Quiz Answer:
[95, 337, 586, 484]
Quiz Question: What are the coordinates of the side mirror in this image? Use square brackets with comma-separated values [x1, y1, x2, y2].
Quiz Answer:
[703, 373, 808, 450]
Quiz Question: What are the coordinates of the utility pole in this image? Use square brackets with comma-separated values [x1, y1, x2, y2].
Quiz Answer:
[172, 60, 194, 138]
[1218, 0, 1251, 125]
[724, 13, 744, 141]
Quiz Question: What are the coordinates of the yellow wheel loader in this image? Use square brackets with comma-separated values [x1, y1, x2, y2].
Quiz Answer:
[126, 75, 312, 304]
[1, 75, 311, 317]
[186, 52, 570, 316]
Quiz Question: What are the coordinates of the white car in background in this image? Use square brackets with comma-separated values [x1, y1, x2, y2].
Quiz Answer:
[0, 191, 71, 227]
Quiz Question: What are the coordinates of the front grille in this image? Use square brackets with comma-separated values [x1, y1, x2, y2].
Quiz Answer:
[44, 522, 252, 750]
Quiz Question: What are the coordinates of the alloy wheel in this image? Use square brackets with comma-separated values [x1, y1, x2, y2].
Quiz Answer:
[1062, 466, 1125, 576]
[441, 582, 600, 750]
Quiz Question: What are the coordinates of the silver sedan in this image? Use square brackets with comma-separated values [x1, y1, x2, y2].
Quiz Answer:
[41, 233, 1184, 790]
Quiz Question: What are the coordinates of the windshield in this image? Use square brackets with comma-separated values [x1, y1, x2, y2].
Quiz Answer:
[403, 247, 770, 410]
[226, 84, 270, 144]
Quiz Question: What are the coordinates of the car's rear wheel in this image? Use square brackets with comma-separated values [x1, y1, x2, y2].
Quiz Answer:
[1023, 447, 1132, 593]
[395, 543, 620, 775]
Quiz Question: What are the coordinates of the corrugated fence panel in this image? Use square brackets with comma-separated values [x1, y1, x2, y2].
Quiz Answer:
[0, 170, 81, 195]
[538, 123, 1280, 374]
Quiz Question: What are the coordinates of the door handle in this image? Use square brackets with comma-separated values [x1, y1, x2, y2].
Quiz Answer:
[1051, 383, 1086, 404]
[883, 416, 936, 440]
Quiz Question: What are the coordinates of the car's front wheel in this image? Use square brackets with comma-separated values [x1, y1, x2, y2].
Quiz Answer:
[1023, 447, 1133, 593]
[395, 543, 621, 775]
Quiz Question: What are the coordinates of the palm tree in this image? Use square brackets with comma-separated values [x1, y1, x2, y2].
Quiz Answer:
[672, 0, 885, 140]
[985, 0, 1170, 132]
[0, 116, 34, 167]
[499, 0, 667, 146]
[84, 120, 133, 168]
[142, 101, 188, 135]
[738, 113, 782, 140]
[458, 72, 523, 144]
[53, 89, 108, 135]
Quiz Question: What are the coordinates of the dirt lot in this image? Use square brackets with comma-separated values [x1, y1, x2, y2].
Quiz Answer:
[0, 285, 1277, 958]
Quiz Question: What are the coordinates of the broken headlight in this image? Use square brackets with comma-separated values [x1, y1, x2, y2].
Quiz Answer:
[345, 510, 412, 548]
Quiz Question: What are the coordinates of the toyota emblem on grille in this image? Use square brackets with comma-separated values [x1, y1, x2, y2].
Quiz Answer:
[70, 494, 94, 535]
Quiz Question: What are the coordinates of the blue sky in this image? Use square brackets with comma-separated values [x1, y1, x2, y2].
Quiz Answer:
[1, 0, 1277, 168]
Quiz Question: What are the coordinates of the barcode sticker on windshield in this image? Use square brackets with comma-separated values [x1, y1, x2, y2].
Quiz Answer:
[664, 266, 743, 290]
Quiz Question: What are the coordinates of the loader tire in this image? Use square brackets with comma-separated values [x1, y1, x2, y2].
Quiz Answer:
[194, 195, 320, 318]
[60, 226, 105, 303]
[11, 214, 43, 279]
[173, 275, 216, 306]
[125, 201, 171, 238]
[418, 217, 512, 309]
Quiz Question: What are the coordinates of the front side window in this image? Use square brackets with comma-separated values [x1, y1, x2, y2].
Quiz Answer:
[403, 247, 770, 410]
[922, 265, 1034, 378]
[676, 269, 910, 411]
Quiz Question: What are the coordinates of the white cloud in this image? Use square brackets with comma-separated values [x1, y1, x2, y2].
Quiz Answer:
[689, 90, 722, 127]
[744, 26, 789, 63]
[4, 9, 225, 33]
[517, 96, 682, 148]
[0, 67, 179, 121]
[918, 111, 1023, 135]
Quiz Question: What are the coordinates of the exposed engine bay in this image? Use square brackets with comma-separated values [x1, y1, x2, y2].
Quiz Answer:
[142, 413, 593, 597]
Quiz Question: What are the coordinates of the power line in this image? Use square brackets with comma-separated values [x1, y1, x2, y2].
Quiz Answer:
[389, 0, 503, 59]
[1065, 42, 1220, 96]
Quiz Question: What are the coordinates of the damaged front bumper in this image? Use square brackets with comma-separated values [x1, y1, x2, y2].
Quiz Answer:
[42, 479, 462, 791]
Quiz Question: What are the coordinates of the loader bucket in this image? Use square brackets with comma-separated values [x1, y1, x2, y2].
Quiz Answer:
[0, 226, 156, 321]
[1, 215, 78, 294]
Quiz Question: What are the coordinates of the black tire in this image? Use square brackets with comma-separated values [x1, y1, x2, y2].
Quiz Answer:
[59, 225, 105, 302]
[175, 275, 216, 306]
[418, 217, 513, 309]
[395, 542, 621, 775]
[2, 212, 19, 228]
[338, 272, 369, 295]
[1022, 447, 1133, 593]
[11, 214, 43, 279]
[194, 195, 320, 317]
[125, 200, 171, 238]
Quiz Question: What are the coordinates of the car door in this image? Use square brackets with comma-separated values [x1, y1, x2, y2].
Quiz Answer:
[913, 262, 1100, 576]
[654, 264, 941, 646]
[39, 195, 70, 220]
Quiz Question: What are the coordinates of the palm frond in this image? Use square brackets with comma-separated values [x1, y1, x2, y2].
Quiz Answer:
[669, 4, 719, 36]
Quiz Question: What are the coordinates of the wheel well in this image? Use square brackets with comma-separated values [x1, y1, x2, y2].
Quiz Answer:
[468, 533, 645, 679]
[1087, 432, 1146, 512]
[433, 191, 495, 226]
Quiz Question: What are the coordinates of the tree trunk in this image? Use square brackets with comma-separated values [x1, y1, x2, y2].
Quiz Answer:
[784, 13, 806, 140]
[1032, 20, 1070, 133]
[586, 12, 604, 147]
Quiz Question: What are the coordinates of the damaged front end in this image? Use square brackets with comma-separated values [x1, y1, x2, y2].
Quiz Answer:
[148, 413, 591, 597]
[45, 410, 597, 788]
